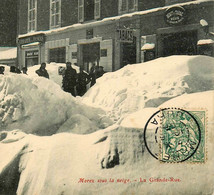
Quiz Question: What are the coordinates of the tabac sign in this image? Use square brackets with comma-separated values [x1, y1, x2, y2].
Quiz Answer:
[117, 29, 134, 43]
[165, 6, 186, 25]
[18, 33, 46, 46]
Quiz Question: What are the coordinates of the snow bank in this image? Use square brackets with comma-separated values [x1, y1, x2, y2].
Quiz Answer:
[0, 48, 17, 60]
[0, 74, 112, 135]
[0, 90, 213, 195]
[82, 55, 214, 121]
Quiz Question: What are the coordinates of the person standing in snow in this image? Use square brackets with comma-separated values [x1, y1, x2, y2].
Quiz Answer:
[22, 67, 28, 74]
[35, 63, 49, 79]
[76, 67, 91, 96]
[89, 63, 99, 87]
[62, 62, 77, 96]
[0, 66, 5, 75]
[97, 66, 105, 79]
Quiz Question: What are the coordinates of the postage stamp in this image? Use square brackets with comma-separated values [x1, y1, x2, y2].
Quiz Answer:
[144, 108, 206, 163]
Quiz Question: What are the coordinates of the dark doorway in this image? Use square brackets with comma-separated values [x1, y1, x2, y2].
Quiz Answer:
[121, 37, 136, 68]
[49, 47, 66, 63]
[161, 30, 197, 57]
[84, 0, 94, 21]
[82, 42, 100, 72]
[25, 58, 38, 67]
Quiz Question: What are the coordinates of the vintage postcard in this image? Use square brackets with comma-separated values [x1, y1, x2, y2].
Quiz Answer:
[0, 0, 214, 194]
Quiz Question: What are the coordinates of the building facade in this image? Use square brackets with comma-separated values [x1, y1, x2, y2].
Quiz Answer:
[17, 0, 214, 71]
[0, 0, 17, 47]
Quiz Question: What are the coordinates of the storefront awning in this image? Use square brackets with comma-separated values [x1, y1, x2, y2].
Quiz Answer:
[197, 39, 214, 45]
[141, 43, 155, 50]
[21, 42, 40, 48]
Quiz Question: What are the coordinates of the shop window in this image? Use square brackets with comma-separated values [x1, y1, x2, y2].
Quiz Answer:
[49, 47, 66, 63]
[28, 0, 37, 32]
[119, 0, 138, 14]
[50, 0, 61, 29]
[78, 0, 100, 22]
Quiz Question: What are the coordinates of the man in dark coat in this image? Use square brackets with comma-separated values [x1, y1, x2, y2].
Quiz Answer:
[35, 63, 49, 79]
[62, 62, 77, 96]
[97, 66, 105, 78]
[89, 63, 99, 87]
[76, 67, 91, 96]
[0, 66, 5, 75]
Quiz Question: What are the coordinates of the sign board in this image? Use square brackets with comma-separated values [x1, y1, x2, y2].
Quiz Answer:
[165, 6, 186, 25]
[86, 29, 93, 39]
[18, 34, 46, 45]
[117, 29, 134, 43]
[25, 50, 39, 58]
[100, 49, 107, 57]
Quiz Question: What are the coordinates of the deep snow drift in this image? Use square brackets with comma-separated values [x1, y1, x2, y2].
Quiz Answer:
[0, 74, 112, 135]
[0, 90, 213, 195]
[0, 55, 214, 194]
[83, 55, 214, 121]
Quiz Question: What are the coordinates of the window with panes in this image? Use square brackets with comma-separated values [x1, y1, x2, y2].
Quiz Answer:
[50, 0, 61, 29]
[119, 0, 138, 14]
[28, 0, 37, 32]
[78, 0, 100, 22]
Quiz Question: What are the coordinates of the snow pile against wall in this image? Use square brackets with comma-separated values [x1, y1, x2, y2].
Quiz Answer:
[82, 55, 214, 121]
[0, 48, 17, 60]
[0, 74, 112, 135]
[0, 90, 213, 195]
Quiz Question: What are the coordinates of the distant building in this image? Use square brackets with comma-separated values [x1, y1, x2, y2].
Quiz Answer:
[0, 47, 17, 66]
[0, 0, 17, 47]
[17, 0, 214, 71]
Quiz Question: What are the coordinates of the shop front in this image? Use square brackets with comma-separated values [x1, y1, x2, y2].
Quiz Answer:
[25, 50, 39, 67]
[140, 1, 214, 61]
[18, 33, 46, 68]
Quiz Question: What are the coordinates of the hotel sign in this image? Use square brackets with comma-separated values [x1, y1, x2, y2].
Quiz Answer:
[18, 34, 45, 46]
[117, 29, 134, 43]
[165, 6, 186, 25]
[25, 50, 39, 58]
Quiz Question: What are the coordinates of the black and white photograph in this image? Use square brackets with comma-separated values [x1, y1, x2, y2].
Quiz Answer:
[0, 0, 214, 194]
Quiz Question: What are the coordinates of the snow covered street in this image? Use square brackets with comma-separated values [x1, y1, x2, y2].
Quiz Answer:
[0, 55, 214, 194]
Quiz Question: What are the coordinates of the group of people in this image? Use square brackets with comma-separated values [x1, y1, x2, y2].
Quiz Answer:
[62, 62, 105, 97]
[0, 65, 28, 75]
[0, 61, 105, 97]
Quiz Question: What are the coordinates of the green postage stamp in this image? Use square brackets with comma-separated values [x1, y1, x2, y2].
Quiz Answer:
[159, 108, 206, 163]
[144, 108, 206, 163]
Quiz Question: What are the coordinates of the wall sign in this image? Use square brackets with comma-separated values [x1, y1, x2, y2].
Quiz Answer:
[86, 29, 94, 39]
[18, 34, 46, 45]
[165, 6, 186, 25]
[117, 29, 134, 43]
[100, 49, 107, 57]
[25, 50, 39, 58]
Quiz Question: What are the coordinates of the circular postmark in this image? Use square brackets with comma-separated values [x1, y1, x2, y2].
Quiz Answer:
[144, 108, 201, 163]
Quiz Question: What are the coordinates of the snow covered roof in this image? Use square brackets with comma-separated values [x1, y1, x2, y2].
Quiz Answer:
[141, 43, 155, 50]
[0, 47, 17, 60]
[197, 39, 214, 45]
[18, 0, 214, 38]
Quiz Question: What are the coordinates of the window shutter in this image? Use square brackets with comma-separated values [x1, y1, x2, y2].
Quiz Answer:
[78, 0, 84, 22]
[94, 0, 101, 19]
[134, 0, 138, 11]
